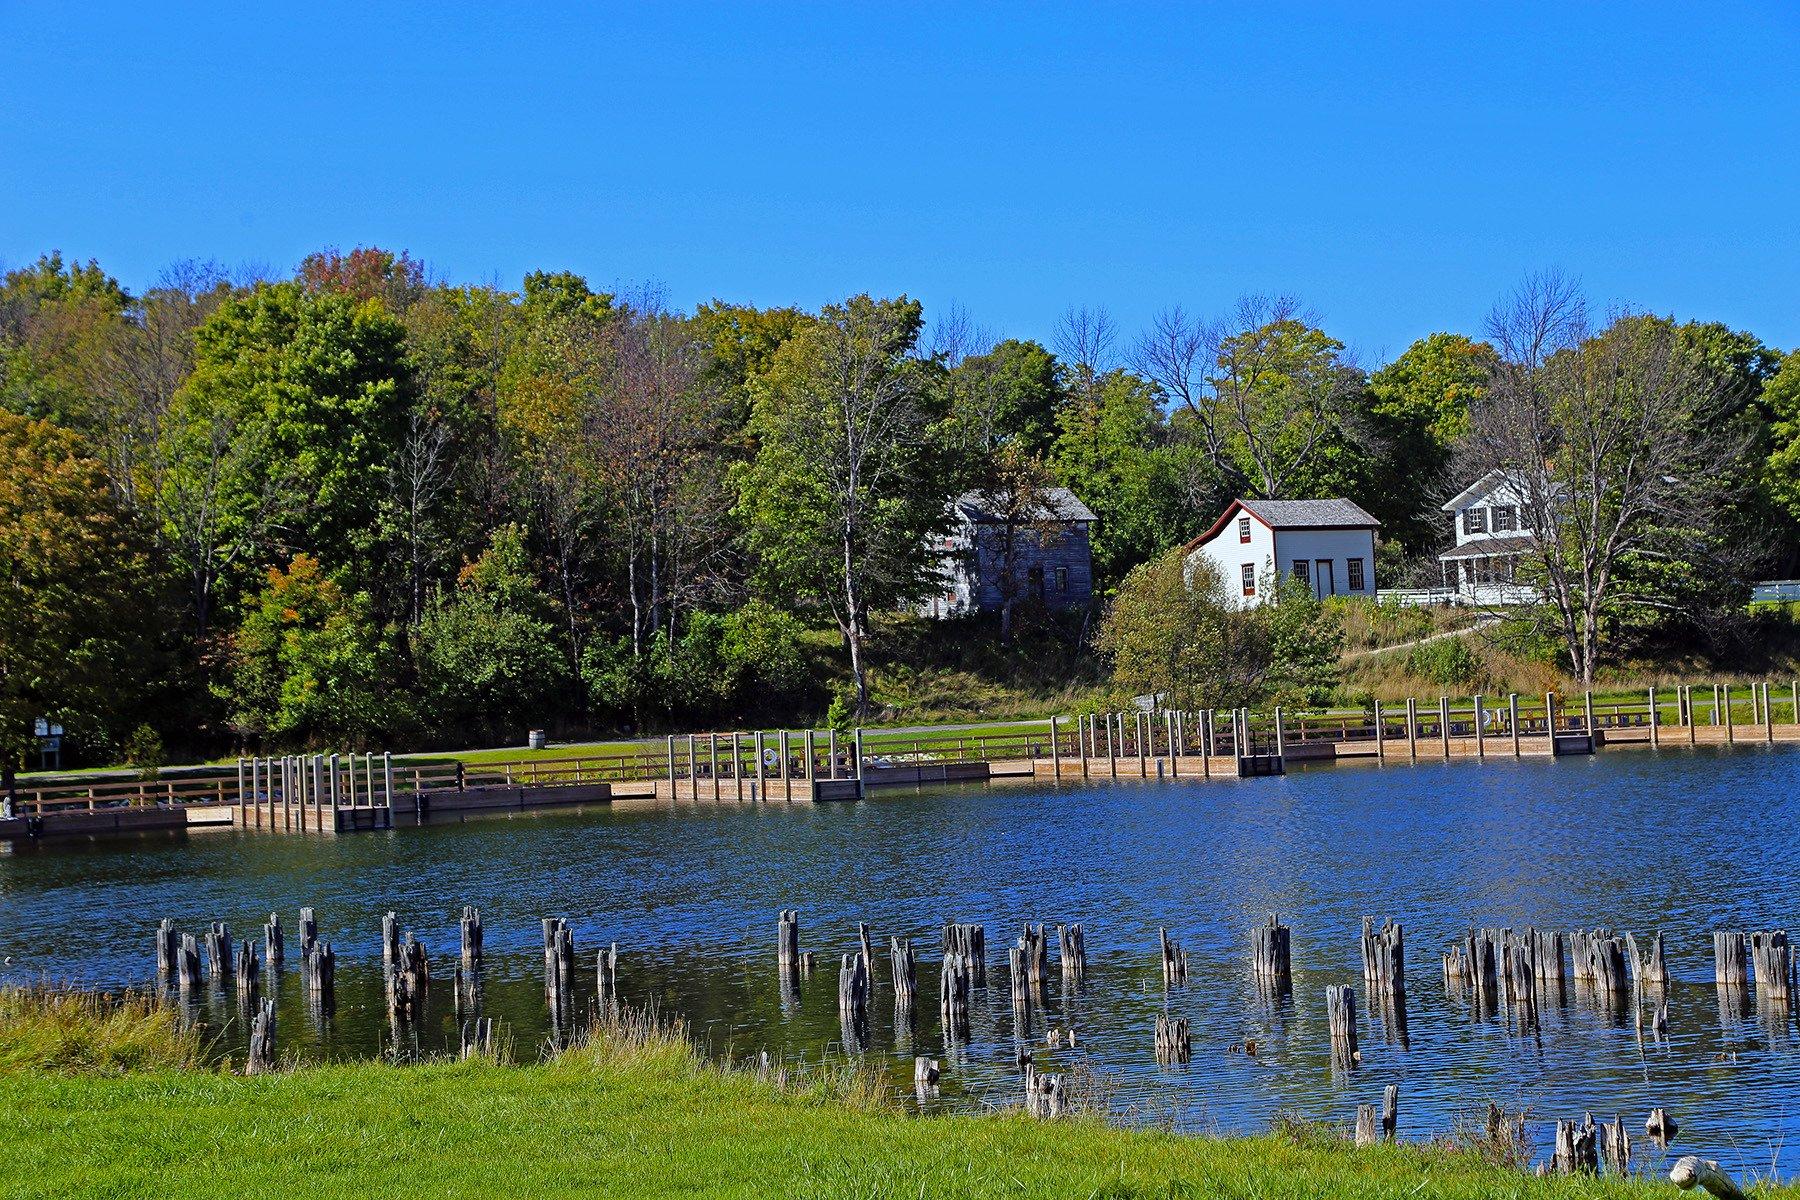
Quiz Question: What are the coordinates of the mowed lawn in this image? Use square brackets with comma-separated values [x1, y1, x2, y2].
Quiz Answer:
[0, 1057, 1723, 1200]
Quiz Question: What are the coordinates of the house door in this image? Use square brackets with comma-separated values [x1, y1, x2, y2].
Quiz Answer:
[1314, 560, 1335, 598]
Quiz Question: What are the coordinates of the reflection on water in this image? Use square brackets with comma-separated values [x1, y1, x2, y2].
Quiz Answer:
[3, 745, 1798, 1174]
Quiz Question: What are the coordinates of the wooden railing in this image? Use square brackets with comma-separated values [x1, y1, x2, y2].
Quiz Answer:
[9, 680, 1798, 816]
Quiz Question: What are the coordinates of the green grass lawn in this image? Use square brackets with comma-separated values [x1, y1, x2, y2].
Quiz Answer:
[0, 1055, 1715, 1200]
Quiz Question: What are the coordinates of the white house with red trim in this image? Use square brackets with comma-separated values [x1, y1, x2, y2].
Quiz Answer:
[1183, 498, 1379, 607]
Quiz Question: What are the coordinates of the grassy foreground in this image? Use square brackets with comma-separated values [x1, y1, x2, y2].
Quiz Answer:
[0, 989, 1776, 1199]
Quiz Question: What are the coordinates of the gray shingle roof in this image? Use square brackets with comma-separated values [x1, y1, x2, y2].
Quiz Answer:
[1238, 498, 1380, 529]
[955, 487, 1096, 524]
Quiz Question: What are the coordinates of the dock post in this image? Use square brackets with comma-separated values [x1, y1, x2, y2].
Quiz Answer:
[1545, 691, 1557, 754]
[1405, 699, 1418, 761]
[1439, 696, 1451, 757]
[1106, 713, 1117, 778]
[1648, 686, 1659, 746]
[853, 728, 865, 781]
[1373, 701, 1385, 760]
[804, 729, 816, 791]
[780, 731, 792, 802]
[710, 735, 721, 800]
[733, 734, 745, 801]
[1723, 685, 1734, 743]
[383, 752, 394, 814]
[688, 735, 699, 801]
[1049, 718, 1061, 780]
[1078, 716, 1089, 779]
[1687, 686, 1697, 744]
[1764, 682, 1774, 742]
[1201, 710, 1212, 778]
[666, 735, 678, 796]
[1509, 693, 1521, 756]
[1137, 712, 1148, 777]
[327, 755, 338, 829]
[1584, 689, 1595, 739]
[236, 758, 247, 826]
[1792, 680, 1798, 730]
[827, 729, 838, 780]
[328, 753, 341, 828]
[1473, 695, 1485, 758]
[1165, 710, 1177, 777]
[284, 757, 294, 830]
[1712, 683, 1722, 727]
[753, 731, 766, 798]
[1274, 706, 1285, 759]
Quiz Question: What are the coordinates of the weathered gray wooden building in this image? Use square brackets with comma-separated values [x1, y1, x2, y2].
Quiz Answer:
[920, 487, 1096, 618]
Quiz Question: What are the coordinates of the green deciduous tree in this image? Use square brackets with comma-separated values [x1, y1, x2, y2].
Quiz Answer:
[1096, 551, 1342, 710]
[1367, 332, 1497, 552]
[415, 525, 569, 742]
[733, 295, 950, 716]
[157, 282, 409, 634]
[0, 412, 160, 804]
[219, 553, 409, 747]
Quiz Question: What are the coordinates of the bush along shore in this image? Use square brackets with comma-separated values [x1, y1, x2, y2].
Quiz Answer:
[0, 986, 1784, 1199]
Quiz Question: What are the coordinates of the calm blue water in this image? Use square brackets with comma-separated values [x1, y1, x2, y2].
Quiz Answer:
[3, 744, 1797, 1175]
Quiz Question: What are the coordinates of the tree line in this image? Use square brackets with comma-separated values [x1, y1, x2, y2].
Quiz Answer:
[5, 248, 1799, 780]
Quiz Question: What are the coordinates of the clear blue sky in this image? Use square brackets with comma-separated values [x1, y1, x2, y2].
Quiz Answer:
[3, 3, 1796, 363]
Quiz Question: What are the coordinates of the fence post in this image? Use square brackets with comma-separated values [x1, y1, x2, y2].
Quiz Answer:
[753, 731, 766, 798]
[780, 731, 792, 802]
[1164, 710, 1177, 777]
[1509, 693, 1521, 757]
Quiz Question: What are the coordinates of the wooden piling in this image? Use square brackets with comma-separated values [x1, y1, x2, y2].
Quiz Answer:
[1354, 1104, 1378, 1147]
[838, 951, 870, 1046]
[155, 918, 178, 981]
[1714, 931, 1749, 988]
[1405, 699, 1418, 761]
[1325, 984, 1358, 1066]
[1750, 930, 1791, 1003]
[688, 735, 699, 801]
[204, 921, 233, 982]
[460, 906, 483, 971]
[1439, 696, 1451, 756]
[1509, 693, 1521, 756]
[777, 910, 801, 972]
[1154, 1011, 1190, 1064]
[1553, 1115, 1598, 1175]
[1372, 701, 1385, 760]
[1360, 917, 1404, 997]
[1252, 914, 1292, 991]
[1382, 1084, 1398, 1139]
[263, 913, 283, 968]
[1057, 922, 1085, 986]
[780, 730, 793, 802]
[245, 997, 277, 1075]
[1159, 926, 1189, 987]
[942, 923, 986, 988]
[176, 933, 203, 995]
[596, 942, 619, 1014]
[1050, 717, 1062, 780]
[1473, 694, 1486, 757]
[940, 951, 973, 1038]
[891, 936, 916, 1006]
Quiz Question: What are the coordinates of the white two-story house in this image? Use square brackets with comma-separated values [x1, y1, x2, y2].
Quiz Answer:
[1438, 470, 1541, 604]
[1184, 498, 1379, 608]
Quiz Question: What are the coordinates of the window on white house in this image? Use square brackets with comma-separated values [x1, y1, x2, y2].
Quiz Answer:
[1238, 516, 1252, 543]
[1292, 560, 1310, 584]
[1463, 507, 1488, 535]
[1347, 558, 1365, 591]
[1492, 505, 1516, 532]
[1241, 563, 1256, 596]
[1055, 566, 1069, 592]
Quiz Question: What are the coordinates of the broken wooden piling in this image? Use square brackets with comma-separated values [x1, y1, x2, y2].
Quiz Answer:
[1057, 922, 1085, 986]
[1252, 914, 1291, 991]
[245, 997, 277, 1075]
[1154, 1011, 1190, 1064]
[942, 923, 986, 988]
[1159, 927, 1189, 987]
[1325, 984, 1358, 1067]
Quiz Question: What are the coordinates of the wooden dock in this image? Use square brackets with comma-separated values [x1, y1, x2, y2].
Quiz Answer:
[5, 683, 1797, 841]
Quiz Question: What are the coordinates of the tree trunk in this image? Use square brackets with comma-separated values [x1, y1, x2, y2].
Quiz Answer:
[842, 525, 869, 718]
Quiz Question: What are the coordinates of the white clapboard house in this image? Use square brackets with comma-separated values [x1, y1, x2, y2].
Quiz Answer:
[1437, 470, 1542, 605]
[1184, 498, 1379, 607]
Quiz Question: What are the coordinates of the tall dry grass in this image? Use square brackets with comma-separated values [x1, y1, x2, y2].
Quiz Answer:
[0, 985, 204, 1074]
[552, 1003, 896, 1112]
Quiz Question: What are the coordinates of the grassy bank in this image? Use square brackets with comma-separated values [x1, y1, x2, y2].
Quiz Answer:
[0, 988, 1779, 1198]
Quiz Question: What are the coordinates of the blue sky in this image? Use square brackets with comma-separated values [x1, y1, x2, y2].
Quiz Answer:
[3, 3, 1796, 363]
